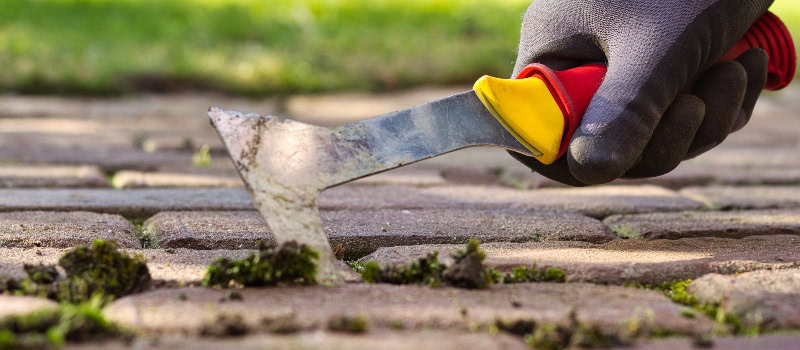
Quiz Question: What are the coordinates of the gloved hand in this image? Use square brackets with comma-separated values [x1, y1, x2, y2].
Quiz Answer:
[510, 0, 772, 186]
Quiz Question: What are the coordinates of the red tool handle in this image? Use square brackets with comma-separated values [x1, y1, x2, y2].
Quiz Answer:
[517, 11, 796, 159]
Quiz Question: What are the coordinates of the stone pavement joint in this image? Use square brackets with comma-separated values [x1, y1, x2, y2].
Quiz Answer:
[0, 211, 138, 248]
[603, 209, 800, 240]
[362, 235, 800, 285]
[145, 209, 613, 258]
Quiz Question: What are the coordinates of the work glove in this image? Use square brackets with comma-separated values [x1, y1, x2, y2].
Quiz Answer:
[509, 0, 772, 186]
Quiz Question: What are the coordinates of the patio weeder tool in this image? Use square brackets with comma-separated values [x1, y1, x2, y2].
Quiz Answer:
[210, 12, 796, 282]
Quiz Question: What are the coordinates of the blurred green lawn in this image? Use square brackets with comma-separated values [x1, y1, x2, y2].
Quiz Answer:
[0, 0, 797, 96]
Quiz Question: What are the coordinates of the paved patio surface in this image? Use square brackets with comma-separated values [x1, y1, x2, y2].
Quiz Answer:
[1, 88, 800, 348]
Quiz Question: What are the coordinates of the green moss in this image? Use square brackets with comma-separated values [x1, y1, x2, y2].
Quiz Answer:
[360, 241, 565, 289]
[56, 240, 151, 303]
[0, 295, 121, 349]
[202, 241, 319, 288]
[327, 315, 369, 334]
[610, 224, 641, 239]
[443, 239, 493, 289]
[360, 251, 444, 287]
[7, 240, 150, 304]
[127, 217, 157, 249]
[502, 265, 566, 284]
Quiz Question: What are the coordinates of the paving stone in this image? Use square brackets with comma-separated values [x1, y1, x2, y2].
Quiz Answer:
[681, 186, 800, 210]
[66, 332, 529, 350]
[620, 334, 800, 350]
[603, 209, 800, 240]
[0, 188, 254, 216]
[688, 269, 800, 330]
[689, 269, 800, 304]
[0, 164, 108, 188]
[111, 171, 243, 189]
[362, 235, 800, 285]
[0, 145, 198, 172]
[0, 248, 253, 283]
[350, 167, 446, 187]
[144, 209, 613, 256]
[0, 295, 58, 319]
[320, 185, 705, 218]
[0, 211, 138, 248]
[615, 164, 800, 189]
[103, 283, 714, 338]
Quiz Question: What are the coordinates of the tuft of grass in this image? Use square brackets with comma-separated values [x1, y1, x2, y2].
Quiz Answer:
[192, 145, 213, 168]
[202, 241, 319, 288]
[0, 294, 122, 349]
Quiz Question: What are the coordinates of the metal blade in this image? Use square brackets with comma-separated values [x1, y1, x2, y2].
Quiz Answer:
[323, 90, 536, 187]
[209, 90, 534, 283]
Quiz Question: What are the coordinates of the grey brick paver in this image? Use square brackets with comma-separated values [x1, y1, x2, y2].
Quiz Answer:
[0, 188, 254, 216]
[688, 269, 800, 330]
[0, 211, 138, 248]
[362, 235, 800, 285]
[0, 295, 58, 319]
[145, 209, 613, 256]
[681, 186, 800, 210]
[604, 209, 800, 240]
[66, 332, 530, 350]
[111, 171, 242, 189]
[103, 284, 714, 337]
[320, 184, 705, 218]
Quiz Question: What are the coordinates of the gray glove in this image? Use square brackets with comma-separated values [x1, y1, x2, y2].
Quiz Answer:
[510, 0, 772, 186]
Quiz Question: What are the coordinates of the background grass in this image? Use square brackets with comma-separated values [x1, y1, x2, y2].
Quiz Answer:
[0, 0, 797, 96]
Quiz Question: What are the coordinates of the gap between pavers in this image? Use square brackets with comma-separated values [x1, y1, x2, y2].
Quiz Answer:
[102, 283, 714, 338]
[142, 209, 614, 258]
[604, 209, 800, 240]
[361, 235, 800, 286]
[0, 211, 139, 248]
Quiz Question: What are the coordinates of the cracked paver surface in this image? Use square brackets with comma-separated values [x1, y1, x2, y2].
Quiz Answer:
[2, 89, 800, 348]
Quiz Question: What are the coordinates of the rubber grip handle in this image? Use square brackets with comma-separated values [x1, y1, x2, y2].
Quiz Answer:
[516, 11, 796, 159]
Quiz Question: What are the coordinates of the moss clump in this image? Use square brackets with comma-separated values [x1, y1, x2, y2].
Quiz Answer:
[442, 240, 494, 289]
[503, 265, 566, 284]
[202, 241, 319, 288]
[56, 240, 151, 303]
[327, 315, 369, 334]
[0, 295, 121, 349]
[5, 241, 150, 304]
